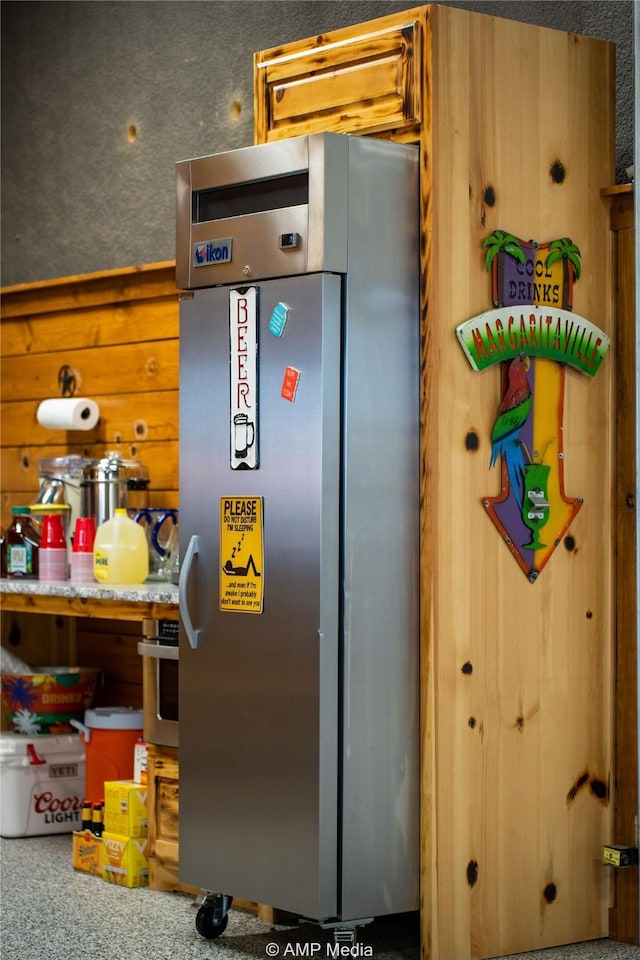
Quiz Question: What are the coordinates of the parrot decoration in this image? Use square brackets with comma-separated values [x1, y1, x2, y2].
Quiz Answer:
[489, 353, 531, 508]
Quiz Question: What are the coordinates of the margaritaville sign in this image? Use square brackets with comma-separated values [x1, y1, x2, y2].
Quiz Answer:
[456, 231, 610, 582]
[456, 306, 609, 375]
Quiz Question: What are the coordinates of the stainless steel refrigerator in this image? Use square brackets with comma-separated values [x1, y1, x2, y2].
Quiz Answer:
[176, 133, 419, 937]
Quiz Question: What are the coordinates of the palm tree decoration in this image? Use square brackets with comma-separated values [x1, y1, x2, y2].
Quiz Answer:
[482, 230, 525, 271]
[545, 237, 582, 280]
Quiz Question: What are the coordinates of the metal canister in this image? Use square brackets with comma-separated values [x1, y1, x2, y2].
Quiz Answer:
[80, 452, 148, 528]
[36, 455, 94, 548]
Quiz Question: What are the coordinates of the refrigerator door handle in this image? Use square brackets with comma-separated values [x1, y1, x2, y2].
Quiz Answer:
[179, 534, 202, 649]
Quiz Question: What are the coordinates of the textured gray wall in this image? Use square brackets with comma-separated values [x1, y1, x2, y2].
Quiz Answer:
[1, 0, 633, 286]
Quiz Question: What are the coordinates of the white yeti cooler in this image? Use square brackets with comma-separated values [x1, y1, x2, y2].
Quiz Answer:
[0, 732, 85, 837]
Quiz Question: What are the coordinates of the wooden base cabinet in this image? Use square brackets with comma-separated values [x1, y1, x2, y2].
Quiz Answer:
[146, 745, 195, 895]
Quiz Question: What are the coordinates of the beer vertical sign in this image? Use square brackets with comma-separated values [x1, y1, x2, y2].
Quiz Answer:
[229, 287, 258, 470]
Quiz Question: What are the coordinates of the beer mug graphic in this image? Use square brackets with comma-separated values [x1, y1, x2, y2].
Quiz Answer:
[233, 413, 255, 459]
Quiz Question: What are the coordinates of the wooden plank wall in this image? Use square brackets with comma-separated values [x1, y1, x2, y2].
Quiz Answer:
[0, 262, 180, 704]
[0, 261, 179, 524]
[254, 6, 618, 958]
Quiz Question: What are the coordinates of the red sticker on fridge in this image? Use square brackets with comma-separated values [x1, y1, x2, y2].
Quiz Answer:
[281, 366, 300, 402]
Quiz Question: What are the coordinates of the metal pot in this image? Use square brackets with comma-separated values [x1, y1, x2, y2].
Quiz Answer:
[80, 452, 148, 527]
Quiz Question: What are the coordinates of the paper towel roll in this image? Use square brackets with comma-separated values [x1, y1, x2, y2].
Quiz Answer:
[37, 398, 100, 431]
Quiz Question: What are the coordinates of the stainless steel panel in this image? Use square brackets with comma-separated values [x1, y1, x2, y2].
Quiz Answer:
[138, 644, 179, 748]
[340, 136, 420, 918]
[176, 133, 349, 289]
[187, 206, 310, 286]
[179, 274, 342, 920]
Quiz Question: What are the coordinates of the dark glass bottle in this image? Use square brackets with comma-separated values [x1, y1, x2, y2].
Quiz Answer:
[81, 800, 93, 832]
[5, 507, 40, 579]
[91, 801, 104, 837]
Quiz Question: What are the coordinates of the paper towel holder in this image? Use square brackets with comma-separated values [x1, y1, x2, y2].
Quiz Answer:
[37, 365, 99, 432]
[58, 364, 78, 397]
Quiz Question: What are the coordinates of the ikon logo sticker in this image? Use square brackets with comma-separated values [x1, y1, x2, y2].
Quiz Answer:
[193, 238, 232, 267]
[456, 231, 609, 582]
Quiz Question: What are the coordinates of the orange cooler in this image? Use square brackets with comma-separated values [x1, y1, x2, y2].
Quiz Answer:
[71, 707, 143, 800]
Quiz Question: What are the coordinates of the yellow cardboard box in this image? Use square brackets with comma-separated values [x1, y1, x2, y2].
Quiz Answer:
[102, 831, 149, 887]
[72, 829, 103, 877]
[104, 781, 148, 837]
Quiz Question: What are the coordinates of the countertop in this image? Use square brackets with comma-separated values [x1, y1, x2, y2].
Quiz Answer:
[0, 577, 178, 603]
[0, 577, 179, 620]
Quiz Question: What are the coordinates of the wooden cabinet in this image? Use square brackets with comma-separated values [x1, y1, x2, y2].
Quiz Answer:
[253, 10, 422, 144]
[255, 6, 618, 959]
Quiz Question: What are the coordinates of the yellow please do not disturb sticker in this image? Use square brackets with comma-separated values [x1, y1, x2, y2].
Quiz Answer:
[219, 496, 264, 614]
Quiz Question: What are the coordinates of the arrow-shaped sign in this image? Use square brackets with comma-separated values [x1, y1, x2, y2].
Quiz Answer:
[456, 232, 609, 582]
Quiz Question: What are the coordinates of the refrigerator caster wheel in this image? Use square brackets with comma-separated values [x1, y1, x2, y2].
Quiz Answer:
[195, 893, 232, 940]
[196, 905, 228, 939]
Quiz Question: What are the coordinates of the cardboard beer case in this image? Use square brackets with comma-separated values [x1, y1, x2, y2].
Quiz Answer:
[103, 780, 148, 837]
[72, 829, 103, 876]
[102, 831, 149, 887]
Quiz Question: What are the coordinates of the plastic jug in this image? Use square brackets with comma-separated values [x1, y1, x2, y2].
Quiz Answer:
[71, 707, 144, 801]
[93, 508, 148, 584]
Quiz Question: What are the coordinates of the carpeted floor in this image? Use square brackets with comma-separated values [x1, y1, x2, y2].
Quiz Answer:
[1, 835, 638, 960]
